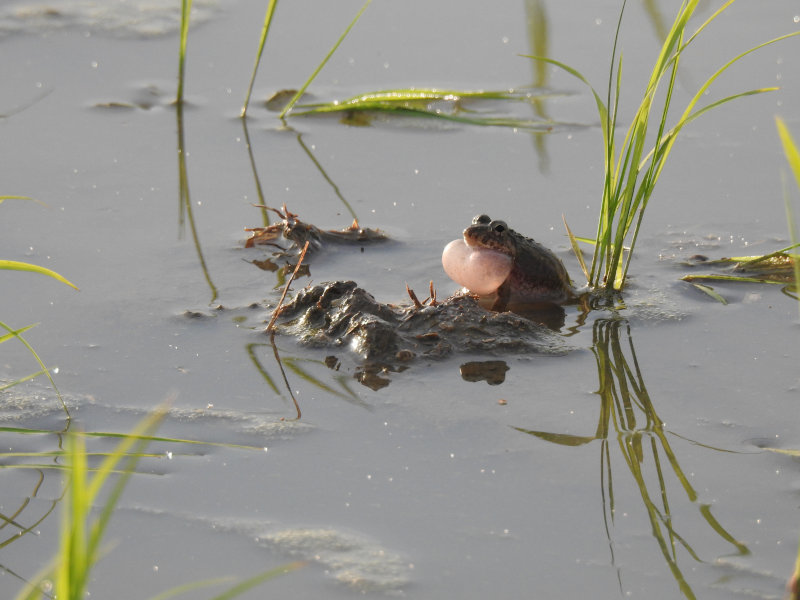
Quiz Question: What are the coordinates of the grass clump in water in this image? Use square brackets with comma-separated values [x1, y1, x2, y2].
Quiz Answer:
[678, 119, 800, 304]
[527, 0, 799, 293]
[14, 408, 303, 600]
[289, 87, 555, 130]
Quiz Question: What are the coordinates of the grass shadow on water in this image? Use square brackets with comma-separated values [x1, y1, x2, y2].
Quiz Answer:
[516, 317, 747, 599]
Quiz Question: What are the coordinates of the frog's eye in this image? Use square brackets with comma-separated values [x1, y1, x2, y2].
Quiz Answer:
[473, 214, 491, 225]
[491, 220, 507, 233]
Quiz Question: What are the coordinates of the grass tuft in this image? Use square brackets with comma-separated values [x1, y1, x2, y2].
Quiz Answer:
[13, 407, 301, 600]
[527, 0, 799, 292]
[15, 408, 167, 600]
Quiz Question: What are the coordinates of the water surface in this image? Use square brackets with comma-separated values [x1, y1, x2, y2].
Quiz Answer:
[2, 1, 799, 598]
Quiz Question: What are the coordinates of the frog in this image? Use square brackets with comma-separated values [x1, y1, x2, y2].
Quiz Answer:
[462, 214, 576, 311]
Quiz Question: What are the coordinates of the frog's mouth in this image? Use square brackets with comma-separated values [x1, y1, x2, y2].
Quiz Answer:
[442, 238, 513, 296]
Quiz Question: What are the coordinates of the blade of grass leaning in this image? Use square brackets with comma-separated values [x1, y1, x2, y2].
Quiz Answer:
[778, 117, 800, 190]
[278, 0, 372, 120]
[0, 320, 67, 417]
[562, 216, 589, 282]
[0, 322, 36, 344]
[688, 282, 728, 305]
[0, 368, 50, 393]
[241, 0, 279, 117]
[1, 260, 79, 290]
[776, 117, 800, 315]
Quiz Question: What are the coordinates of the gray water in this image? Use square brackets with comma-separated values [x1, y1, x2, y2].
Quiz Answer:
[2, 1, 800, 598]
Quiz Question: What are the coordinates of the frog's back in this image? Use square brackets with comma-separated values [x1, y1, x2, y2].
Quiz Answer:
[507, 235, 575, 304]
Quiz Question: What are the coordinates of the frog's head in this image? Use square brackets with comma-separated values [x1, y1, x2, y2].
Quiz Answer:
[463, 214, 516, 257]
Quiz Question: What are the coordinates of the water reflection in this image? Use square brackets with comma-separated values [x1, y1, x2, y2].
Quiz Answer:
[524, 0, 551, 172]
[176, 103, 218, 303]
[247, 338, 368, 415]
[0, 469, 60, 590]
[516, 316, 748, 599]
[459, 360, 509, 385]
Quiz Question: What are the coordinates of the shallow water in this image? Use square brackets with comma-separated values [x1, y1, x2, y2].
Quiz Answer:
[2, 1, 800, 598]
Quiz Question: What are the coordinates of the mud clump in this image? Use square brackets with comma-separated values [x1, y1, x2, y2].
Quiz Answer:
[274, 281, 572, 366]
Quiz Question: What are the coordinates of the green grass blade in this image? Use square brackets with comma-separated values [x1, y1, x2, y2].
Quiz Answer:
[176, 0, 192, 104]
[776, 117, 800, 317]
[1, 260, 79, 290]
[653, 31, 800, 181]
[0, 320, 67, 416]
[0, 368, 49, 392]
[241, 0, 279, 117]
[563, 216, 589, 282]
[0, 322, 36, 344]
[777, 118, 800, 192]
[680, 0, 737, 52]
[83, 409, 168, 590]
[681, 274, 785, 285]
[688, 282, 728, 305]
[644, 88, 778, 173]
[279, 0, 372, 119]
[521, 54, 609, 127]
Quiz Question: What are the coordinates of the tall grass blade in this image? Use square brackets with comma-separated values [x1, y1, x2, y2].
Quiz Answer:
[176, 0, 192, 104]
[278, 0, 372, 120]
[241, 0, 279, 117]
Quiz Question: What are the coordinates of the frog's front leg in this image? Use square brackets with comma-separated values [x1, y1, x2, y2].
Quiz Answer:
[490, 279, 511, 312]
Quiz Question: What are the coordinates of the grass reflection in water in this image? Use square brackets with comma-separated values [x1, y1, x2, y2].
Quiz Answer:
[517, 317, 748, 599]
